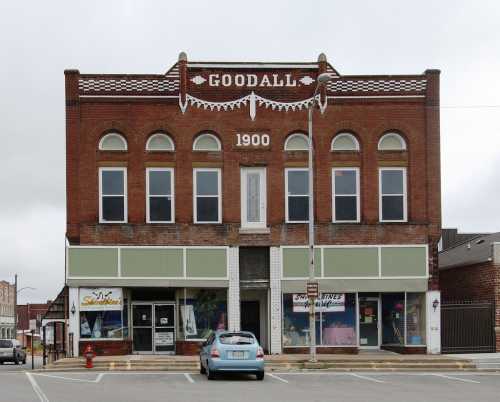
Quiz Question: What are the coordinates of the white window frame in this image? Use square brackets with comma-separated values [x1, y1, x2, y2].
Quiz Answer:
[379, 167, 407, 223]
[285, 167, 309, 223]
[192, 133, 222, 151]
[331, 133, 360, 152]
[145, 133, 175, 151]
[98, 133, 128, 151]
[99, 167, 127, 224]
[284, 133, 309, 151]
[193, 168, 222, 224]
[146, 168, 175, 224]
[240, 167, 267, 229]
[332, 167, 360, 223]
[378, 132, 407, 151]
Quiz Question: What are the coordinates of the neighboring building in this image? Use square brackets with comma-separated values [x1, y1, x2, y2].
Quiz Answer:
[439, 232, 500, 351]
[440, 228, 487, 251]
[0, 281, 15, 339]
[16, 302, 50, 345]
[65, 53, 441, 356]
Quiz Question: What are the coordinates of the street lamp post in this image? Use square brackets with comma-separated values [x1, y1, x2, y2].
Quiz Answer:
[307, 72, 335, 362]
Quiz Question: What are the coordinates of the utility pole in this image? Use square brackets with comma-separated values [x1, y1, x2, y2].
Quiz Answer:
[14, 274, 17, 341]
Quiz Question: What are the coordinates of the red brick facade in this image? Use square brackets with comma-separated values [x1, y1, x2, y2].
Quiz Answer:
[65, 55, 441, 290]
[440, 262, 500, 350]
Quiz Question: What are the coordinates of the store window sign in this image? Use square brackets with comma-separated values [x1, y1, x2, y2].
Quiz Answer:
[80, 288, 122, 311]
[293, 293, 345, 313]
[155, 332, 174, 346]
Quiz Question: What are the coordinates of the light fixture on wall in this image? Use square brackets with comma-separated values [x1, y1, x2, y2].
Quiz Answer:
[71, 302, 76, 316]
[432, 299, 440, 312]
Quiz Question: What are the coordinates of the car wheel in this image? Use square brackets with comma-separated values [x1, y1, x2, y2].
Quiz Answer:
[14, 356, 19, 365]
[0, 361, 3, 365]
[256, 371, 265, 381]
[206, 365, 216, 380]
[23, 357, 27, 365]
[199, 359, 206, 374]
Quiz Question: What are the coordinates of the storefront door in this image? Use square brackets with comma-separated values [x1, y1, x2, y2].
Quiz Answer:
[132, 303, 175, 354]
[358, 295, 380, 348]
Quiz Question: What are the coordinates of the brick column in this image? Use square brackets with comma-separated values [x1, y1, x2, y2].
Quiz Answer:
[270, 247, 282, 354]
[227, 246, 240, 332]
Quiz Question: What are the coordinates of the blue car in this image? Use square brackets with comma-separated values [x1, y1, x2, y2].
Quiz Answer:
[199, 331, 265, 380]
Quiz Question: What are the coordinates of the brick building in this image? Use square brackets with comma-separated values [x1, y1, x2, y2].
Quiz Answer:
[65, 53, 441, 356]
[0, 281, 15, 339]
[439, 232, 500, 351]
[16, 302, 50, 345]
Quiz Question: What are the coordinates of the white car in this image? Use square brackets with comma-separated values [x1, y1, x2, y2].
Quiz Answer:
[0, 339, 27, 365]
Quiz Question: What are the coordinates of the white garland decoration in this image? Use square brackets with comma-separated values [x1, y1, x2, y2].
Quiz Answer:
[179, 92, 327, 120]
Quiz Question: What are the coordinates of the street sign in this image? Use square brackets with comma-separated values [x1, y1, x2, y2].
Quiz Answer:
[29, 319, 37, 331]
[307, 282, 319, 298]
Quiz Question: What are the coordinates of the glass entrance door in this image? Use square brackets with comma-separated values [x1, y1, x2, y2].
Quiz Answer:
[154, 304, 175, 354]
[132, 304, 153, 353]
[358, 296, 379, 347]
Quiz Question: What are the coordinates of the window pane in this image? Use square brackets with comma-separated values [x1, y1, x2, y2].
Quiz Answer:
[382, 293, 405, 345]
[246, 173, 260, 222]
[406, 293, 426, 345]
[288, 196, 308, 221]
[179, 289, 227, 340]
[288, 170, 308, 195]
[197, 197, 219, 222]
[381, 170, 403, 194]
[149, 196, 172, 222]
[335, 170, 357, 194]
[149, 170, 171, 196]
[80, 311, 122, 339]
[196, 171, 218, 196]
[102, 170, 124, 195]
[283, 294, 309, 346]
[382, 195, 404, 221]
[102, 196, 124, 221]
[321, 293, 357, 346]
[335, 196, 357, 221]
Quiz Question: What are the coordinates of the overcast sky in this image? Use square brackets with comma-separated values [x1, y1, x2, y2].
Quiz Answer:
[1, 0, 499, 303]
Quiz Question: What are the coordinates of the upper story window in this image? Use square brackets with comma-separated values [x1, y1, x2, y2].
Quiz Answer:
[146, 133, 175, 151]
[332, 168, 360, 222]
[99, 167, 127, 223]
[285, 168, 309, 223]
[379, 167, 407, 222]
[193, 133, 221, 151]
[331, 133, 360, 151]
[146, 168, 174, 223]
[99, 132, 128, 151]
[284, 133, 309, 151]
[193, 168, 221, 223]
[241, 167, 267, 229]
[378, 132, 406, 151]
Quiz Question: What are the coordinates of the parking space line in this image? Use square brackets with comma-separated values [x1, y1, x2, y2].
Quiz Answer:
[33, 373, 100, 383]
[268, 373, 289, 383]
[26, 372, 49, 402]
[350, 373, 385, 384]
[433, 374, 480, 384]
[184, 373, 195, 383]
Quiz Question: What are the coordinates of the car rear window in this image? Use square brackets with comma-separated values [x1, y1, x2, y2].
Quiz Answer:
[219, 333, 254, 345]
[0, 340, 13, 348]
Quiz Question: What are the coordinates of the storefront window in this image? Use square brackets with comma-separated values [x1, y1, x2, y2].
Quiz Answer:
[382, 293, 405, 345]
[79, 287, 123, 340]
[179, 289, 227, 340]
[80, 311, 122, 339]
[321, 293, 356, 346]
[283, 293, 356, 347]
[406, 293, 426, 345]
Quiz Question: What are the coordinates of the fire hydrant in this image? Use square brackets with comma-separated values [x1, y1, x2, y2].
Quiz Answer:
[84, 344, 96, 369]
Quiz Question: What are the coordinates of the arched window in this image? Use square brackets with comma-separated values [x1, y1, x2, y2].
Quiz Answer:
[99, 132, 128, 151]
[284, 133, 309, 151]
[378, 132, 407, 151]
[146, 133, 175, 151]
[193, 133, 221, 151]
[331, 133, 360, 151]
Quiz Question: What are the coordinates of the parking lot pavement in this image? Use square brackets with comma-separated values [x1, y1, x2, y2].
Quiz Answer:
[0, 356, 43, 372]
[2, 371, 500, 402]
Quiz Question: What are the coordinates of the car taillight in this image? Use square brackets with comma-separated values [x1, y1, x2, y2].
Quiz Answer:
[256, 347, 264, 359]
[210, 347, 220, 358]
